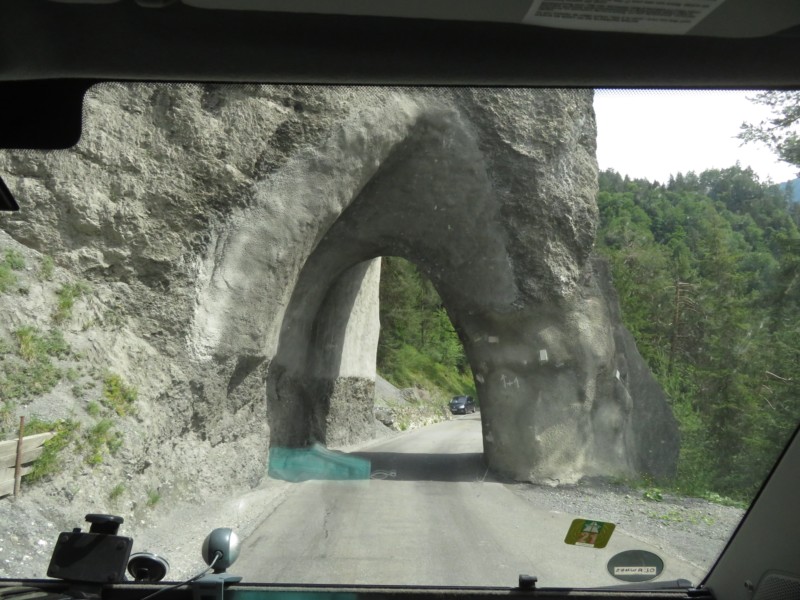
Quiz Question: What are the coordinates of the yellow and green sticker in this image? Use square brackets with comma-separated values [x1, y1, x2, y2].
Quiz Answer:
[564, 518, 616, 549]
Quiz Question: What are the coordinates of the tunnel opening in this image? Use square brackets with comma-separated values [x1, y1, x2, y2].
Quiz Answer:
[376, 256, 476, 415]
[265, 251, 489, 483]
[263, 102, 499, 462]
[372, 256, 488, 480]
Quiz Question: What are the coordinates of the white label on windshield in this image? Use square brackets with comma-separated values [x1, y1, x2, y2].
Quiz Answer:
[614, 566, 658, 575]
[522, 0, 726, 35]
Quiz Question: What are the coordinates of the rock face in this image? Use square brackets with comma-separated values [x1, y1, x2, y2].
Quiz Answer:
[0, 84, 678, 504]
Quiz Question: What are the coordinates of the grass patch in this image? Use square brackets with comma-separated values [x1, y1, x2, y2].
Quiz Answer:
[53, 282, 89, 323]
[4, 249, 25, 270]
[613, 472, 748, 510]
[0, 263, 17, 293]
[107, 433, 123, 455]
[146, 489, 161, 508]
[0, 250, 26, 294]
[0, 401, 16, 432]
[642, 487, 664, 502]
[39, 255, 54, 281]
[109, 483, 125, 501]
[86, 400, 100, 416]
[0, 360, 62, 398]
[14, 326, 70, 361]
[102, 308, 126, 330]
[84, 418, 122, 466]
[696, 491, 747, 509]
[25, 418, 80, 483]
[101, 373, 137, 416]
[0, 327, 71, 400]
[648, 508, 684, 523]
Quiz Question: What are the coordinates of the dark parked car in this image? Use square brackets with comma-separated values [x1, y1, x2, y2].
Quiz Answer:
[449, 395, 476, 415]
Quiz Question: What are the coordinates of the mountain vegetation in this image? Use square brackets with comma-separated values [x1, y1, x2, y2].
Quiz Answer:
[377, 256, 475, 400]
[778, 178, 799, 203]
[597, 165, 799, 502]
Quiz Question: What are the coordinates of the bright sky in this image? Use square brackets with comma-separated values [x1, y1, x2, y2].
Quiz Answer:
[593, 89, 798, 184]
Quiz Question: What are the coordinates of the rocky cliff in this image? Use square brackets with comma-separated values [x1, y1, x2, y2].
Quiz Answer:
[0, 85, 679, 522]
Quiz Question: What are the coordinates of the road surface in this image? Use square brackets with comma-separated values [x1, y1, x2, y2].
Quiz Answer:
[236, 415, 704, 588]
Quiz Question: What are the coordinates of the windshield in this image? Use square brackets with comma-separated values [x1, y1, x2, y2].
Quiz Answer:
[0, 85, 797, 589]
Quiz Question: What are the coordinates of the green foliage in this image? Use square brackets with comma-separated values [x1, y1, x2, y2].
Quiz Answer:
[0, 400, 16, 431]
[697, 491, 747, 509]
[739, 91, 800, 169]
[86, 400, 100, 416]
[39, 255, 54, 281]
[382, 343, 474, 396]
[642, 488, 663, 502]
[598, 167, 800, 504]
[53, 282, 89, 323]
[25, 419, 80, 483]
[378, 257, 475, 397]
[84, 418, 122, 466]
[109, 483, 125, 501]
[101, 373, 137, 416]
[146, 489, 161, 508]
[0, 264, 16, 293]
[0, 361, 61, 399]
[0, 327, 70, 400]
[14, 326, 69, 361]
[0, 247, 26, 293]
[4, 249, 25, 270]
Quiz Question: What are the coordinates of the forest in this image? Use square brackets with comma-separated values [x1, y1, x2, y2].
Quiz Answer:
[377, 165, 799, 503]
[596, 166, 799, 501]
[377, 256, 474, 399]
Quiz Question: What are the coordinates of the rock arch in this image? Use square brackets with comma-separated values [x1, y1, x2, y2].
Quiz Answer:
[189, 88, 679, 483]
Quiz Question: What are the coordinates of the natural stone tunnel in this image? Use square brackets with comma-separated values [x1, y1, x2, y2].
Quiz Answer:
[191, 88, 680, 482]
[0, 85, 679, 489]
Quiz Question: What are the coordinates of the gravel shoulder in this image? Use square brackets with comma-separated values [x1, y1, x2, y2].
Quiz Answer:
[506, 477, 745, 575]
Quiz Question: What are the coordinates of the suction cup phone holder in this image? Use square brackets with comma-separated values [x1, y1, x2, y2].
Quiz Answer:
[47, 514, 133, 584]
[127, 552, 170, 582]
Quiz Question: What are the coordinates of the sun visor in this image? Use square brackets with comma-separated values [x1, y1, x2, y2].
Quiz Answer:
[180, 0, 800, 38]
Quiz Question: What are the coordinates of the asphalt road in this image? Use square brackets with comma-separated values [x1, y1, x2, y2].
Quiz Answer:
[236, 415, 705, 588]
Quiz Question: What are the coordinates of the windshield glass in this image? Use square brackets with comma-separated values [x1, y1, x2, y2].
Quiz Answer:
[0, 85, 798, 589]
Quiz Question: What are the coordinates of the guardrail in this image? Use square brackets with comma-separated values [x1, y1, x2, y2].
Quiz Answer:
[0, 417, 55, 498]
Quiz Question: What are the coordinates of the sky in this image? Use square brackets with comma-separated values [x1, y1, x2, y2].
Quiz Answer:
[593, 89, 798, 185]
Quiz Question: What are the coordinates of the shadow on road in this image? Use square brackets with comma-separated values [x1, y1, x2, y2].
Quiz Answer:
[349, 451, 498, 482]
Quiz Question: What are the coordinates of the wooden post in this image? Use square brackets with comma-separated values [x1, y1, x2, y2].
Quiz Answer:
[13, 416, 24, 497]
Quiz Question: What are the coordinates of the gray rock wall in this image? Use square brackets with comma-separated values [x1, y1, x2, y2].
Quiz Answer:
[0, 84, 678, 502]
